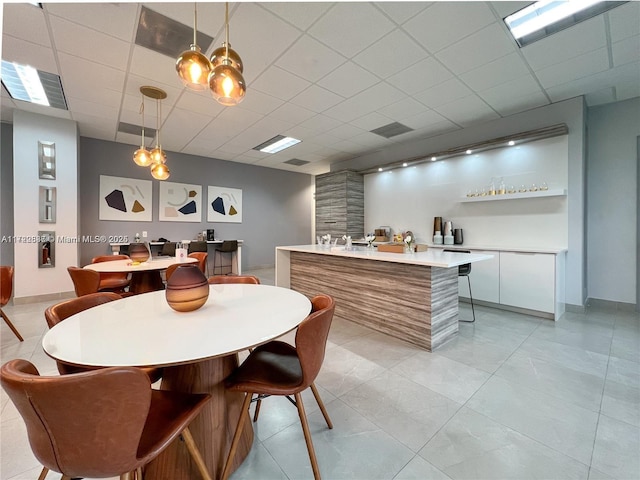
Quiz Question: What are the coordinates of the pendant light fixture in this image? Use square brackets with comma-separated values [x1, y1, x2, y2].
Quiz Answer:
[132, 89, 151, 167]
[175, 3, 212, 91]
[209, 2, 246, 106]
[139, 86, 170, 181]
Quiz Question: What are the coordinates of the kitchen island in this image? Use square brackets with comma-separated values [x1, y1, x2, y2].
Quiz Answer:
[276, 245, 492, 351]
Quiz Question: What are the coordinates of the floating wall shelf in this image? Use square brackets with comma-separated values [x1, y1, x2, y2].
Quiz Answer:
[460, 189, 567, 203]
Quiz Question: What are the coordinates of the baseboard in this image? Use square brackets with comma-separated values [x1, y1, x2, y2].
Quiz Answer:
[586, 297, 637, 312]
[566, 303, 587, 314]
[12, 291, 75, 305]
[459, 298, 555, 320]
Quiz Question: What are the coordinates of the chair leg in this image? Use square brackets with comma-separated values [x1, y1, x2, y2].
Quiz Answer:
[310, 383, 333, 429]
[295, 392, 322, 480]
[459, 275, 475, 323]
[180, 427, 212, 480]
[135, 467, 143, 480]
[0, 308, 24, 341]
[252, 396, 261, 422]
[37, 467, 49, 480]
[221, 392, 253, 480]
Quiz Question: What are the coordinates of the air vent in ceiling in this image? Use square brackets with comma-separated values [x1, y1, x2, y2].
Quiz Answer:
[117, 122, 156, 138]
[284, 158, 310, 166]
[135, 6, 214, 58]
[370, 122, 414, 139]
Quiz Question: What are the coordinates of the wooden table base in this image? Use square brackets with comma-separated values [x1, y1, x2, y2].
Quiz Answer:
[129, 271, 166, 294]
[144, 355, 254, 480]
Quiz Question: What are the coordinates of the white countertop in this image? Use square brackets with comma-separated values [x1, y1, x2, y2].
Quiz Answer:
[277, 244, 493, 268]
[426, 243, 567, 254]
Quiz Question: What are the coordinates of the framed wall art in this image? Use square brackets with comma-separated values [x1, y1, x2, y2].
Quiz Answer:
[99, 175, 152, 222]
[207, 186, 242, 223]
[159, 182, 202, 222]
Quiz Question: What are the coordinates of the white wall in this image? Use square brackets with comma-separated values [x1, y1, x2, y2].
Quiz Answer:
[13, 111, 78, 298]
[365, 136, 569, 249]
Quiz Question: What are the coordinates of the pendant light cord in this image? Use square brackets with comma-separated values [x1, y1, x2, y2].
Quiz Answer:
[225, 2, 229, 59]
[156, 98, 161, 150]
[139, 95, 145, 148]
[193, 2, 197, 46]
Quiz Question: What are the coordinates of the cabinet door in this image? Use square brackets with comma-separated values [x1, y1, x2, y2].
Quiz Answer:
[500, 252, 555, 313]
[459, 250, 499, 303]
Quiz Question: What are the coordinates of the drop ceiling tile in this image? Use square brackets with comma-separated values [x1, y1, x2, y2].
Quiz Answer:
[584, 87, 616, 107]
[433, 94, 500, 127]
[129, 46, 183, 91]
[3, 4, 51, 47]
[483, 91, 550, 117]
[308, 3, 395, 57]
[459, 52, 531, 92]
[211, 105, 263, 135]
[378, 97, 428, 121]
[160, 111, 209, 151]
[413, 78, 471, 108]
[332, 139, 369, 154]
[349, 112, 394, 131]
[386, 57, 454, 95]
[536, 48, 610, 89]
[326, 123, 367, 140]
[521, 15, 606, 70]
[289, 85, 344, 113]
[490, 2, 532, 18]
[275, 35, 346, 83]
[235, 90, 283, 116]
[323, 82, 405, 122]
[350, 131, 394, 148]
[269, 103, 317, 124]
[298, 114, 344, 134]
[376, 2, 433, 25]
[261, 3, 333, 31]
[49, 16, 130, 71]
[479, 75, 545, 105]
[397, 109, 453, 130]
[608, 2, 640, 42]
[66, 95, 119, 120]
[249, 116, 296, 139]
[73, 111, 117, 137]
[1, 36, 58, 74]
[614, 74, 640, 101]
[317, 62, 379, 98]
[353, 29, 428, 79]
[251, 66, 311, 101]
[174, 90, 226, 118]
[612, 35, 640, 67]
[435, 23, 515, 75]
[58, 52, 126, 97]
[403, 2, 496, 53]
[123, 73, 184, 108]
[45, 3, 139, 42]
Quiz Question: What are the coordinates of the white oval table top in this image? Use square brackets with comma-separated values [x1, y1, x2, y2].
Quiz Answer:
[42, 284, 311, 368]
[84, 256, 197, 273]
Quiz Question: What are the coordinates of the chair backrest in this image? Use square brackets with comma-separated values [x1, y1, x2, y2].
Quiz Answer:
[443, 249, 472, 276]
[216, 240, 238, 253]
[45, 292, 121, 329]
[67, 267, 101, 297]
[1, 359, 151, 478]
[207, 274, 260, 285]
[188, 252, 208, 273]
[91, 254, 130, 264]
[295, 294, 335, 388]
[0, 266, 14, 307]
[160, 242, 176, 257]
[188, 241, 208, 253]
[165, 263, 179, 282]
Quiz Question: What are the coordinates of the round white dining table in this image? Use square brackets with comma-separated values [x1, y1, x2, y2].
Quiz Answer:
[84, 256, 197, 294]
[42, 283, 312, 480]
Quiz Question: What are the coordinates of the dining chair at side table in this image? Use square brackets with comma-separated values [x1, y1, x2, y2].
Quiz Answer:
[67, 266, 101, 297]
[212, 240, 238, 275]
[221, 294, 335, 480]
[44, 293, 162, 384]
[207, 274, 260, 285]
[1, 359, 213, 480]
[443, 249, 475, 323]
[91, 255, 131, 293]
[0, 266, 24, 342]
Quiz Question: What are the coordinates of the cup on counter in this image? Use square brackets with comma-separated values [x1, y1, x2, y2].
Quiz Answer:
[444, 235, 454, 245]
[433, 234, 443, 245]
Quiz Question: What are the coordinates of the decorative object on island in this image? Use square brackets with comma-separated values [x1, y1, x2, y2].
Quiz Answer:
[129, 242, 150, 263]
[433, 217, 442, 237]
[175, 2, 211, 91]
[165, 263, 210, 312]
[365, 234, 376, 248]
[403, 232, 414, 253]
[209, 2, 246, 106]
[454, 228, 464, 245]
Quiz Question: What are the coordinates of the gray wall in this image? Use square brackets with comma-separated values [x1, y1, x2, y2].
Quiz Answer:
[1, 123, 14, 266]
[586, 97, 639, 305]
[79, 138, 313, 269]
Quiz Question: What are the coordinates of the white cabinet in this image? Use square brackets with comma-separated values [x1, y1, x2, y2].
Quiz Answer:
[458, 250, 500, 303]
[499, 252, 555, 313]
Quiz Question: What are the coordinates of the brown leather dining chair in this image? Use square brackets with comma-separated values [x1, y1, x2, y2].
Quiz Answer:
[1, 359, 213, 480]
[91, 254, 131, 293]
[207, 274, 260, 285]
[165, 263, 179, 282]
[0, 266, 24, 342]
[221, 294, 335, 480]
[67, 266, 101, 297]
[188, 252, 208, 275]
[44, 292, 162, 383]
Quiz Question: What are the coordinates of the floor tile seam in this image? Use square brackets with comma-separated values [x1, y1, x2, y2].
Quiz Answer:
[254, 437, 290, 480]
[597, 410, 640, 429]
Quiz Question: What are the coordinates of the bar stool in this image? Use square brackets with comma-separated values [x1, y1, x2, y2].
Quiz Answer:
[444, 249, 475, 323]
[213, 240, 238, 275]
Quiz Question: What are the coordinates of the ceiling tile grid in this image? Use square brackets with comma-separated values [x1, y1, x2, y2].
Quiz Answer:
[1, 1, 638, 175]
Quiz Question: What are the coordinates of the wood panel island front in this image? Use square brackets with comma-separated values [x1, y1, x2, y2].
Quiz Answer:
[276, 245, 492, 351]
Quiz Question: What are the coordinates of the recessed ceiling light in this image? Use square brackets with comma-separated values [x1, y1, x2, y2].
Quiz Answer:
[378, 168, 383, 172]
[466, 149, 472, 154]
[431, 156, 437, 161]
[508, 140, 515, 146]
[253, 135, 301, 154]
[402, 163, 408, 167]
[1, 60, 67, 109]
[504, 0, 627, 48]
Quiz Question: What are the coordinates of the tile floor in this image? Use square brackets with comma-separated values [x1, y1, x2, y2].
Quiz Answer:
[1, 267, 638, 480]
